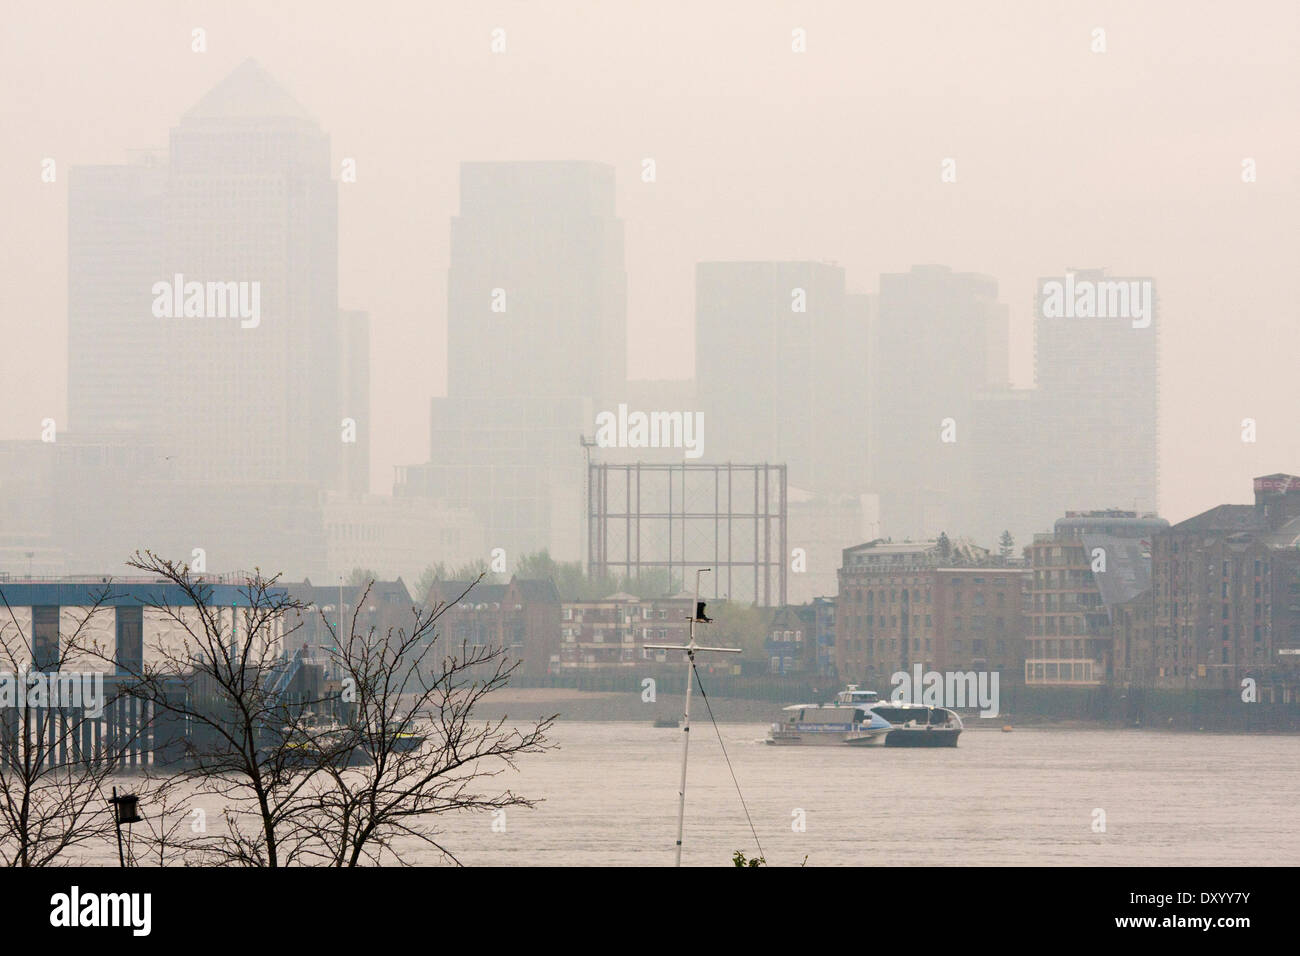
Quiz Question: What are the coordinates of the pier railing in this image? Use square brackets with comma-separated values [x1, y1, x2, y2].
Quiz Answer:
[0, 675, 188, 772]
[0, 662, 333, 773]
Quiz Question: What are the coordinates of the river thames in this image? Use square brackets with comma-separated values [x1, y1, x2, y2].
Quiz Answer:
[84, 721, 1300, 866]
[413, 721, 1300, 866]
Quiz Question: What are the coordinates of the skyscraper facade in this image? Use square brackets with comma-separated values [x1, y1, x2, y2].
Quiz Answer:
[1030, 269, 1159, 521]
[400, 161, 628, 563]
[870, 265, 1009, 541]
[60, 60, 363, 576]
[159, 59, 342, 487]
[68, 158, 165, 439]
[695, 261, 868, 494]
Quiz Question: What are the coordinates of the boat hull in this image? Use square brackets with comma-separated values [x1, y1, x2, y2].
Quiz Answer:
[842, 732, 889, 747]
[884, 728, 961, 747]
[766, 730, 890, 747]
[767, 732, 844, 746]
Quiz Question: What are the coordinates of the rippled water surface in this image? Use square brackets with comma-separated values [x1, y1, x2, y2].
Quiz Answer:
[90, 722, 1300, 866]
[418, 722, 1300, 866]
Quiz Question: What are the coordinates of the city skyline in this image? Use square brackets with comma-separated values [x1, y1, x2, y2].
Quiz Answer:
[7, 54, 1174, 583]
[3, 2, 1296, 532]
[0, 0, 1297, 891]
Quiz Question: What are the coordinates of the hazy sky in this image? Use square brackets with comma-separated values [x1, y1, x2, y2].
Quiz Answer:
[2, 0, 1297, 524]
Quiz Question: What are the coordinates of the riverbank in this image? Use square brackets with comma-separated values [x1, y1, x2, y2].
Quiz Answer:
[474, 686, 777, 723]
[476, 686, 1300, 731]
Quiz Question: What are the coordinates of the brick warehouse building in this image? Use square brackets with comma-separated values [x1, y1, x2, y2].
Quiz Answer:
[835, 539, 1024, 690]
[426, 577, 561, 678]
[285, 579, 415, 656]
[1114, 474, 1300, 697]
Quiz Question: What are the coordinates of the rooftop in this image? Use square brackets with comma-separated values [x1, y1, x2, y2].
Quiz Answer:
[181, 58, 317, 126]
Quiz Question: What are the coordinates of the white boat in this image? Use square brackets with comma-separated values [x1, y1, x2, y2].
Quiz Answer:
[765, 685, 963, 748]
[765, 685, 894, 746]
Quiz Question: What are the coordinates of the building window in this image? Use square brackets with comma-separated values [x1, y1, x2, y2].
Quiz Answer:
[116, 605, 144, 675]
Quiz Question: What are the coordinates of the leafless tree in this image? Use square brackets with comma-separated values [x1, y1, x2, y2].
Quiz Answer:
[95, 550, 338, 867]
[0, 583, 142, 866]
[296, 577, 555, 866]
[91, 556, 553, 867]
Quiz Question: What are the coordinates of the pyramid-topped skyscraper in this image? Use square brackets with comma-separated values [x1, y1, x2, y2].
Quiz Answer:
[64, 60, 366, 575]
[180, 57, 319, 125]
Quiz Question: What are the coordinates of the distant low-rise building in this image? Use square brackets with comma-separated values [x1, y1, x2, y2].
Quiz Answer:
[1119, 475, 1300, 697]
[763, 599, 837, 676]
[559, 591, 693, 667]
[284, 578, 415, 656]
[428, 577, 561, 678]
[1024, 510, 1168, 685]
[836, 538, 1023, 690]
[809, 595, 837, 678]
[765, 605, 811, 675]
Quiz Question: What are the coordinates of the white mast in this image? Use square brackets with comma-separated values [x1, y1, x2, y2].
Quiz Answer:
[644, 568, 740, 867]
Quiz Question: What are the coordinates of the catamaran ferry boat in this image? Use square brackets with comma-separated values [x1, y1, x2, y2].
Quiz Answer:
[765, 685, 963, 748]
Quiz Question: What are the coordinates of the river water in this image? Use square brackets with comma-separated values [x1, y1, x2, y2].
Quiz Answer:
[419, 722, 1300, 866]
[88, 722, 1300, 866]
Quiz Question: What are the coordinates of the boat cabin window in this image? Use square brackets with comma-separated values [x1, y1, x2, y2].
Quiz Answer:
[872, 706, 943, 725]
